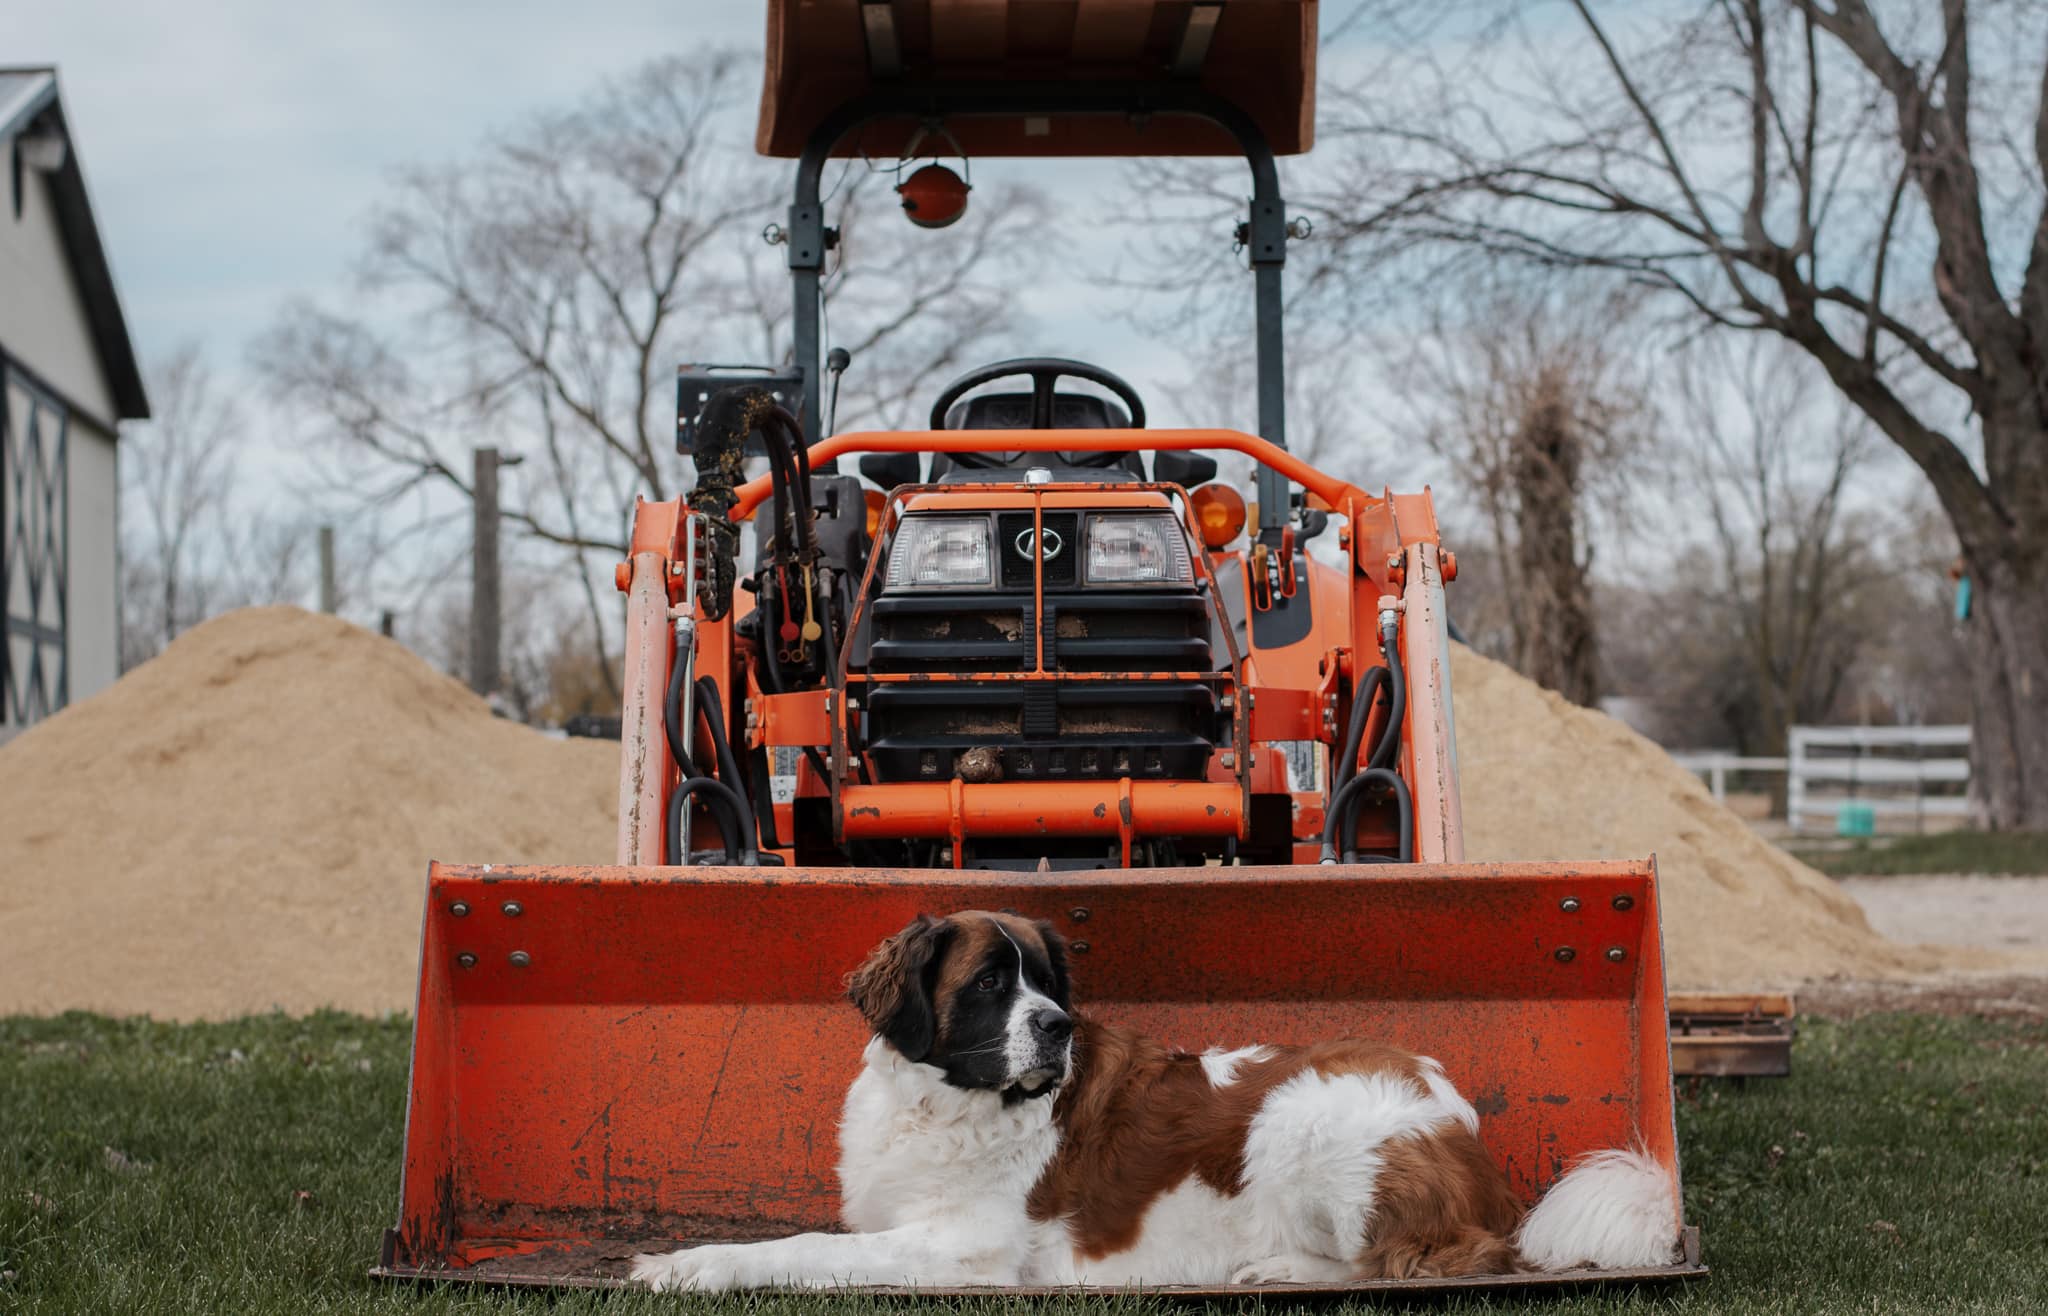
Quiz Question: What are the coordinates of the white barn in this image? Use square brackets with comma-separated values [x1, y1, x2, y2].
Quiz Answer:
[1, 68, 147, 739]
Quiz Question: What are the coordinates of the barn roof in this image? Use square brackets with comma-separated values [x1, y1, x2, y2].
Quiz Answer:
[1, 67, 148, 422]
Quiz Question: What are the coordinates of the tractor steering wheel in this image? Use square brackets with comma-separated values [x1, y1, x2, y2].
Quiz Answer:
[928, 358, 1148, 470]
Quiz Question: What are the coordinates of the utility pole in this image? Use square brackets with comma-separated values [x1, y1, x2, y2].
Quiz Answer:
[471, 448, 501, 697]
[317, 526, 337, 614]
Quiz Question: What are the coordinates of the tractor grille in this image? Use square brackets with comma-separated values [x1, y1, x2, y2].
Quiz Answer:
[863, 586, 1220, 783]
[996, 512, 1079, 587]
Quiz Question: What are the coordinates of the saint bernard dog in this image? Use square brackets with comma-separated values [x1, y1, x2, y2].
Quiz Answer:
[633, 910, 1679, 1291]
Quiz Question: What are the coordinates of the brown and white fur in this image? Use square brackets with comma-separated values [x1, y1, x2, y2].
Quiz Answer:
[633, 910, 1678, 1291]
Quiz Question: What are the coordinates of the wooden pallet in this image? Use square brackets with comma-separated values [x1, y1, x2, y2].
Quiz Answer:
[1668, 992, 1796, 1077]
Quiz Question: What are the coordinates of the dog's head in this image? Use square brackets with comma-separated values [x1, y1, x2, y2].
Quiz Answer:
[847, 910, 1073, 1101]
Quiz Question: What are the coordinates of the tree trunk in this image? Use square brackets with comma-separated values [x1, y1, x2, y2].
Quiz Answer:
[1511, 381, 1601, 706]
[1963, 550, 2048, 829]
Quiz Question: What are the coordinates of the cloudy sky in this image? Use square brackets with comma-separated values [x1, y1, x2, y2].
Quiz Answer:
[13, 0, 1220, 432]
[15, 1, 763, 372]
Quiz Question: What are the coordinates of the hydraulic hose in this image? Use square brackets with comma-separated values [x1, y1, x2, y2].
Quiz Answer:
[663, 630, 698, 782]
[661, 667, 761, 866]
[1322, 609, 1412, 863]
[1332, 663, 1389, 813]
[666, 776, 750, 866]
[1320, 768, 1413, 865]
[694, 676, 757, 862]
[1369, 612, 1406, 772]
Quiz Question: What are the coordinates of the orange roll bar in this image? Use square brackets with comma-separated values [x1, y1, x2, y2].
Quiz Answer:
[731, 429, 1369, 521]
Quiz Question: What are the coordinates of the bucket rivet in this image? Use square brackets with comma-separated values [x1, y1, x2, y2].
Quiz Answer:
[456, 952, 477, 969]
[1071, 941, 1091, 954]
[450, 902, 470, 917]
[1560, 897, 1581, 913]
[1606, 947, 1627, 963]
[509, 951, 532, 968]
[502, 901, 523, 917]
[1070, 907, 1091, 923]
[1554, 946, 1576, 963]
[1612, 894, 1635, 911]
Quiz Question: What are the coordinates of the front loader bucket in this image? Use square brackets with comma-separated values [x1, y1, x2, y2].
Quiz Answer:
[378, 859, 1703, 1293]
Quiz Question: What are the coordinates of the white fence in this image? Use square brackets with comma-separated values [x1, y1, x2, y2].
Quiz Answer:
[1670, 753, 1789, 805]
[1786, 724, 1972, 833]
[1673, 725, 1973, 833]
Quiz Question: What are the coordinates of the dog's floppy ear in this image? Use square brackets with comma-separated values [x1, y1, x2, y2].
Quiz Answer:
[1035, 919, 1072, 1007]
[847, 915, 952, 1061]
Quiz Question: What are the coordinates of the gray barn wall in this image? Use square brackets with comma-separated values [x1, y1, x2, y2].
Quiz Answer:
[2, 146, 123, 727]
[66, 416, 118, 701]
[0, 156, 119, 427]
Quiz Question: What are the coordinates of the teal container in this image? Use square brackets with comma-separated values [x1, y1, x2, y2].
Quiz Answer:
[1836, 803, 1877, 838]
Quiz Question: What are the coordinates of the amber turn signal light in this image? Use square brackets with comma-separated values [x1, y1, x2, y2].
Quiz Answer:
[1191, 482, 1247, 550]
[864, 489, 888, 539]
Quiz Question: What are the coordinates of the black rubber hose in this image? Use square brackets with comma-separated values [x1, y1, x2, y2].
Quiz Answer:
[663, 637, 698, 781]
[1369, 615, 1407, 771]
[759, 582, 788, 694]
[1320, 767, 1413, 865]
[770, 406, 814, 506]
[762, 408, 816, 562]
[1332, 664, 1389, 809]
[694, 676, 757, 861]
[1324, 615, 1408, 861]
[762, 425, 800, 565]
[1349, 769, 1411, 864]
[748, 742, 784, 851]
[666, 775, 749, 866]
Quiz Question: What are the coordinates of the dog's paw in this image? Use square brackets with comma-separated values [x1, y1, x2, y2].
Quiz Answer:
[631, 1245, 748, 1292]
[1229, 1253, 1355, 1285]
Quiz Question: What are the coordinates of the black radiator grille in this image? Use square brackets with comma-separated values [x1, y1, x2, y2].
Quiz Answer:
[997, 512, 1078, 588]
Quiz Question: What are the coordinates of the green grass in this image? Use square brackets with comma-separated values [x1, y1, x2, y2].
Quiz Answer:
[1789, 830, 2048, 877]
[5, 1011, 2046, 1315]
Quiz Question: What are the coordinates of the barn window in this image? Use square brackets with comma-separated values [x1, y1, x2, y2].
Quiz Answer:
[1, 356, 69, 725]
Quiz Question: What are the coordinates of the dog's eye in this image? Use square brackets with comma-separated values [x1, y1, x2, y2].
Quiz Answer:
[976, 973, 1000, 992]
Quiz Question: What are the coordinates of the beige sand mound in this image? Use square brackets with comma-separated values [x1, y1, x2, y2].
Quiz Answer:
[0, 607, 616, 1019]
[0, 609, 1994, 1019]
[1449, 644, 1984, 989]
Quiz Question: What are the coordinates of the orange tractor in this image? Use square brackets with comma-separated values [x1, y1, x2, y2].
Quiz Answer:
[377, 0, 1702, 1293]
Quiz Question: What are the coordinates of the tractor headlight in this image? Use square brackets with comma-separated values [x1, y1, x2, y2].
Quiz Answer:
[1084, 513, 1193, 586]
[885, 515, 992, 589]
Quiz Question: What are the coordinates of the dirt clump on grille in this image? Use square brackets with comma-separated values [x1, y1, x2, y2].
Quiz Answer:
[0, 607, 616, 1019]
[1449, 644, 2001, 989]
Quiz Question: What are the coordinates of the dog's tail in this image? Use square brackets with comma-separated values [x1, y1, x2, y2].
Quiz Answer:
[1514, 1147, 1680, 1272]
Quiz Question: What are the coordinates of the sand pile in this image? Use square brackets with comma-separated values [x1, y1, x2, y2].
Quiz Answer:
[0, 608, 1994, 1019]
[1449, 644, 1980, 989]
[0, 607, 616, 1018]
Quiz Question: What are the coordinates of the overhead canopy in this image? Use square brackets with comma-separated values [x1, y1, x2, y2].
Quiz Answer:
[758, 0, 1317, 159]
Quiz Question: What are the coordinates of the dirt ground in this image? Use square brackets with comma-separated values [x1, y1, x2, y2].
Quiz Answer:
[1799, 974, 2048, 1019]
[1796, 875, 2048, 1018]
[1840, 875, 2048, 954]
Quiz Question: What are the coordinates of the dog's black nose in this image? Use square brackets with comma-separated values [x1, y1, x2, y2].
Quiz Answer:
[1031, 1007, 1073, 1041]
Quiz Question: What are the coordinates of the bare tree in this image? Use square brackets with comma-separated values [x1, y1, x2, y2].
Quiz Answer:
[119, 345, 244, 668]
[1301, 1, 2048, 828]
[1401, 282, 1654, 704]
[1170, 328, 1379, 512]
[256, 53, 1049, 701]
[1675, 336, 1892, 770]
